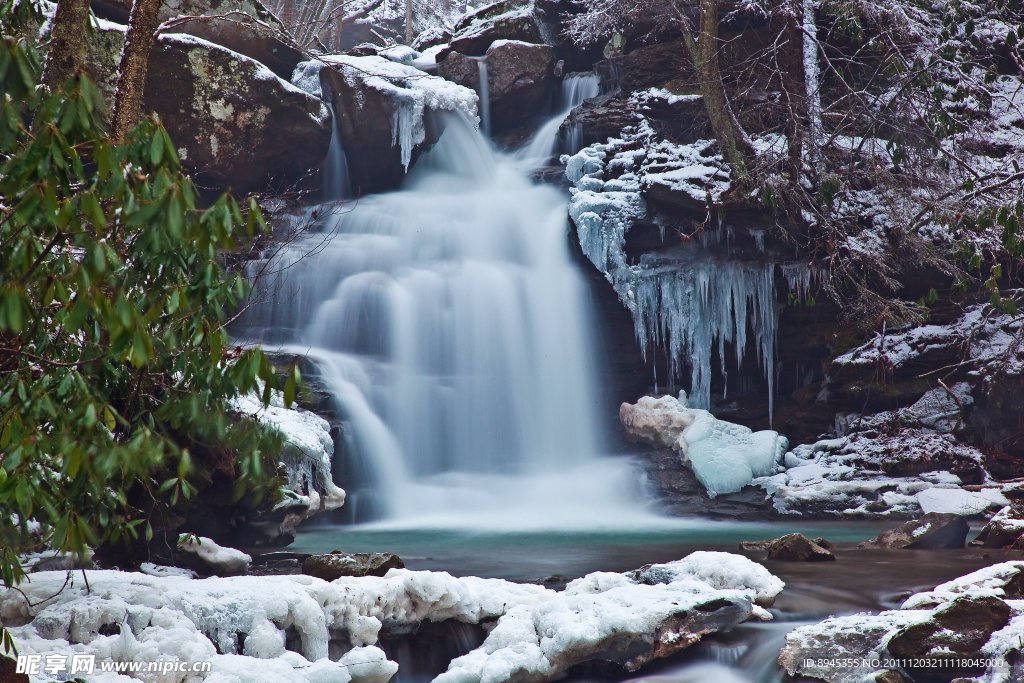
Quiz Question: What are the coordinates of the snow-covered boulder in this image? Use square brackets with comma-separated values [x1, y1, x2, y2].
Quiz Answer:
[438, 40, 555, 131]
[437, 552, 783, 682]
[619, 393, 787, 496]
[307, 55, 479, 193]
[442, 0, 543, 58]
[177, 535, 252, 576]
[780, 561, 1024, 683]
[974, 504, 1024, 548]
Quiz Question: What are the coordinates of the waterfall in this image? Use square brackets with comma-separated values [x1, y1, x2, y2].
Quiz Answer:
[475, 60, 491, 136]
[323, 102, 352, 201]
[519, 72, 601, 167]
[240, 112, 653, 527]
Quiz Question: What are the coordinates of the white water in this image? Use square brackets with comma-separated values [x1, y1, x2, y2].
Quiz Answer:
[323, 102, 352, 200]
[243, 112, 656, 528]
[519, 72, 601, 168]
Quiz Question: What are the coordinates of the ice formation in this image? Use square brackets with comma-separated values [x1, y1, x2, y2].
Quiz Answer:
[619, 393, 788, 495]
[564, 125, 781, 411]
[231, 388, 346, 516]
[2, 554, 782, 683]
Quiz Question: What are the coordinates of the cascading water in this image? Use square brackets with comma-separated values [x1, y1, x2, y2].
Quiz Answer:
[322, 102, 352, 201]
[475, 60, 491, 136]
[519, 71, 601, 167]
[240, 111, 654, 527]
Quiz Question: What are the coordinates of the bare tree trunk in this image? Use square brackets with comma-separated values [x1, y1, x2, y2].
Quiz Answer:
[334, 0, 346, 51]
[405, 0, 414, 44]
[780, 2, 807, 184]
[678, 0, 753, 178]
[40, 0, 92, 92]
[110, 0, 165, 141]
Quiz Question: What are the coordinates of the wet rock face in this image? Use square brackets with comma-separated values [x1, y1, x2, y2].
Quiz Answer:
[79, 19, 329, 196]
[438, 41, 555, 132]
[302, 551, 405, 580]
[858, 513, 970, 550]
[145, 36, 330, 195]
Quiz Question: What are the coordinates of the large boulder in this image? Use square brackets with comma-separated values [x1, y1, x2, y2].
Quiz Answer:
[438, 40, 555, 132]
[973, 504, 1024, 548]
[442, 0, 543, 58]
[858, 513, 970, 549]
[145, 35, 329, 194]
[302, 551, 405, 580]
[162, 17, 303, 80]
[313, 56, 478, 194]
[75, 20, 330, 195]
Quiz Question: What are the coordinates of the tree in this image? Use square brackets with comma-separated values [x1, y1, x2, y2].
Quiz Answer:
[265, 0, 385, 51]
[110, 0, 165, 140]
[1, 0, 297, 618]
[38, 0, 91, 92]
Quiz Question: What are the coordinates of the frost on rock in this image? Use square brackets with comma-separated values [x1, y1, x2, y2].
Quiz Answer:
[436, 552, 783, 683]
[2, 555, 781, 683]
[296, 55, 479, 170]
[758, 384, 1009, 517]
[565, 125, 784, 410]
[232, 388, 345, 518]
[620, 393, 787, 496]
[177, 535, 252, 576]
[780, 561, 1024, 683]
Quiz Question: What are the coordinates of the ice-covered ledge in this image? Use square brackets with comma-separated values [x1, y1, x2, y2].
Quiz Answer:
[1, 552, 782, 683]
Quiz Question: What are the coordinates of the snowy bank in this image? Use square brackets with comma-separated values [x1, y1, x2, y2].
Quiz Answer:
[780, 561, 1024, 682]
[2, 553, 782, 683]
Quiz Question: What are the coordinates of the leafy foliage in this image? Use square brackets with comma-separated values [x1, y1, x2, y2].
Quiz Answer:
[0, 3, 298, 609]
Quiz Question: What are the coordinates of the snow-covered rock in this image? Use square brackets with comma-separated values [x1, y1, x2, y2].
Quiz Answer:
[974, 505, 1024, 548]
[437, 552, 783, 682]
[2, 553, 782, 683]
[619, 393, 787, 496]
[232, 388, 345, 530]
[857, 513, 970, 550]
[780, 561, 1024, 683]
[304, 55, 479, 193]
[177, 535, 252, 576]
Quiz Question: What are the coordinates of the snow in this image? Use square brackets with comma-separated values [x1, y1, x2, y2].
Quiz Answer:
[916, 487, 1008, 515]
[177, 536, 252, 575]
[3, 554, 781, 683]
[782, 561, 1024, 683]
[308, 55, 480, 170]
[231, 388, 345, 517]
[139, 563, 196, 579]
[436, 552, 783, 682]
[620, 393, 787, 496]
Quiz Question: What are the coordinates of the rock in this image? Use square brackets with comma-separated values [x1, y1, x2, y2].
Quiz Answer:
[317, 56, 478, 194]
[146, 35, 329, 194]
[441, 1, 542, 59]
[619, 394, 695, 447]
[177, 535, 252, 576]
[91, 0, 284, 31]
[875, 671, 910, 683]
[75, 20, 329, 195]
[973, 504, 1024, 548]
[886, 596, 1011, 680]
[163, 16, 303, 80]
[27, 552, 95, 573]
[764, 534, 836, 562]
[438, 40, 555, 132]
[858, 513, 970, 549]
[0, 656, 29, 683]
[302, 551, 405, 580]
